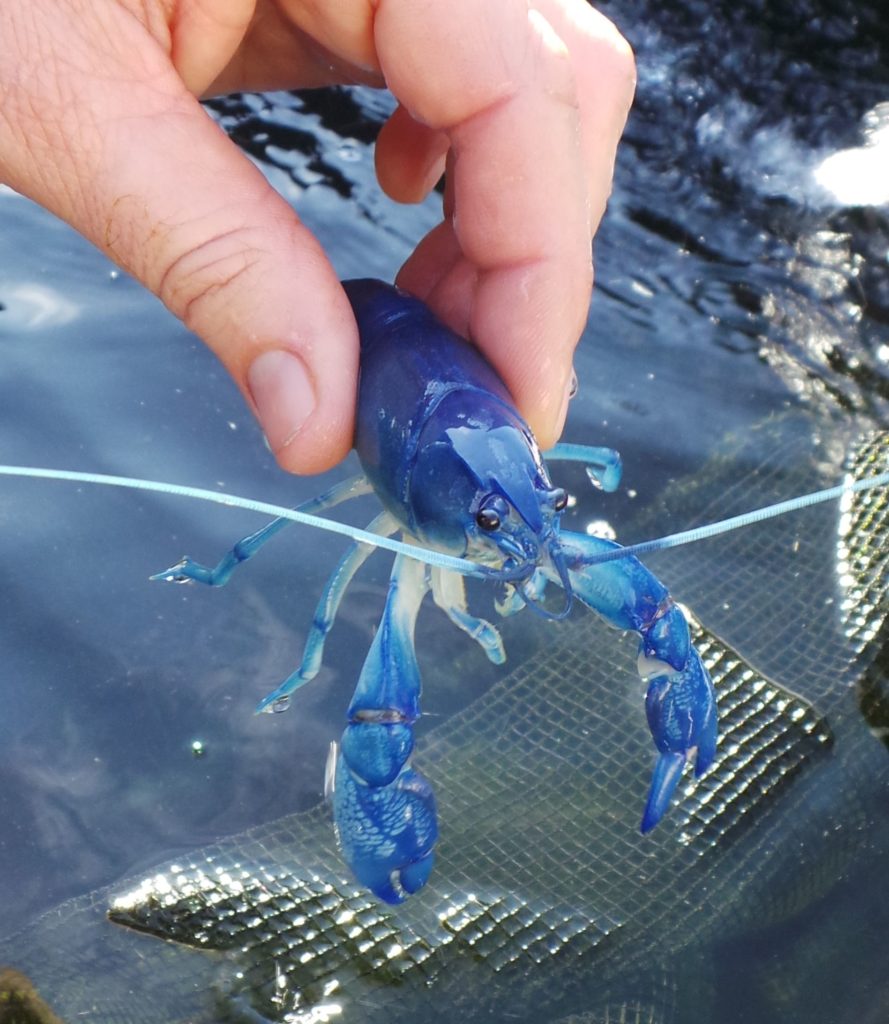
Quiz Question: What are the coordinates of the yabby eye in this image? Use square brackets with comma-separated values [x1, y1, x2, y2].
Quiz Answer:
[475, 495, 509, 532]
[476, 508, 500, 531]
[553, 488, 569, 512]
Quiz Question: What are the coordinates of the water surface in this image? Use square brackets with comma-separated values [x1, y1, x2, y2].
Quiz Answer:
[0, 1, 887, 1020]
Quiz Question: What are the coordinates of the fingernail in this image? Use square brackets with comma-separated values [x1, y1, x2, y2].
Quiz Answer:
[551, 370, 575, 440]
[247, 349, 316, 453]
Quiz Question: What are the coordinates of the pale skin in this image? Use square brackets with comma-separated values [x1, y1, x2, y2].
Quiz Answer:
[0, 0, 635, 474]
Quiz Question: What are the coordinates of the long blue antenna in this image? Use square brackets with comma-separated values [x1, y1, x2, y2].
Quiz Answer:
[0, 462, 885, 570]
[581, 470, 889, 565]
[0, 465, 486, 577]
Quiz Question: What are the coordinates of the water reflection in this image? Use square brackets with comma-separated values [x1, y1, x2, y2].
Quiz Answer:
[814, 102, 889, 207]
[0, 284, 80, 330]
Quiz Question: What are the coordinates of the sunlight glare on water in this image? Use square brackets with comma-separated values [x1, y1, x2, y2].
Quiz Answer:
[814, 102, 889, 207]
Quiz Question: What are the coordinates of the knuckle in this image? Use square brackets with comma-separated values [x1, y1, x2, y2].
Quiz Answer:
[598, 23, 637, 109]
[155, 226, 264, 329]
[613, 39, 638, 110]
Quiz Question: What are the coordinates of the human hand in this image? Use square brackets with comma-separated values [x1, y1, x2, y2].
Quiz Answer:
[0, 1, 634, 473]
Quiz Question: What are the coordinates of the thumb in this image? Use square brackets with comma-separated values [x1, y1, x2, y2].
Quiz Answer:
[109, 106, 359, 476]
[0, 4, 357, 475]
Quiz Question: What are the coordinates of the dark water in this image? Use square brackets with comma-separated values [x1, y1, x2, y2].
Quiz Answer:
[0, 0, 886, 1020]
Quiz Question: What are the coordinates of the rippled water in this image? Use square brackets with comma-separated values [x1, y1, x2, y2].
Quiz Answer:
[0, 0, 886, 1020]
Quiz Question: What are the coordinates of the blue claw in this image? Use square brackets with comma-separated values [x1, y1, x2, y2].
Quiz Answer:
[340, 722, 414, 787]
[331, 553, 438, 903]
[333, 752, 437, 904]
[640, 645, 717, 832]
[640, 752, 686, 834]
[640, 602, 691, 673]
[556, 531, 717, 831]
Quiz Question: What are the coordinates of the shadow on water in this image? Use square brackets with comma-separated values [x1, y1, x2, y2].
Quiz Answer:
[0, 0, 887, 1020]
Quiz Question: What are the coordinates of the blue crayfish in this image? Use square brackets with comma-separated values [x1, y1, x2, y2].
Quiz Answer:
[154, 279, 717, 904]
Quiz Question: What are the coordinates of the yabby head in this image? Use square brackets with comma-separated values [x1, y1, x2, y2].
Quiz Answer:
[404, 387, 568, 582]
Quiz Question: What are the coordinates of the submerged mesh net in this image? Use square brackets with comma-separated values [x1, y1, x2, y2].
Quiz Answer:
[1, 417, 886, 1024]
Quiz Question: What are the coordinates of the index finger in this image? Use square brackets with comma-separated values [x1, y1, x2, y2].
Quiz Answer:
[374, 0, 616, 446]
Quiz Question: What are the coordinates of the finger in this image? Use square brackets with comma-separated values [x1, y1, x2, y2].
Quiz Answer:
[374, 0, 591, 447]
[531, 0, 636, 232]
[206, 0, 385, 94]
[397, 220, 470, 329]
[391, 3, 635, 237]
[375, 105, 449, 203]
[398, 225, 582, 445]
[164, 0, 257, 94]
[0, 2, 357, 475]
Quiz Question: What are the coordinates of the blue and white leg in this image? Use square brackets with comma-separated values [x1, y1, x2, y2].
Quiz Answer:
[556, 530, 717, 833]
[544, 443, 623, 492]
[430, 566, 505, 665]
[151, 474, 373, 586]
[255, 511, 399, 714]
[332, 554, 438, 904]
